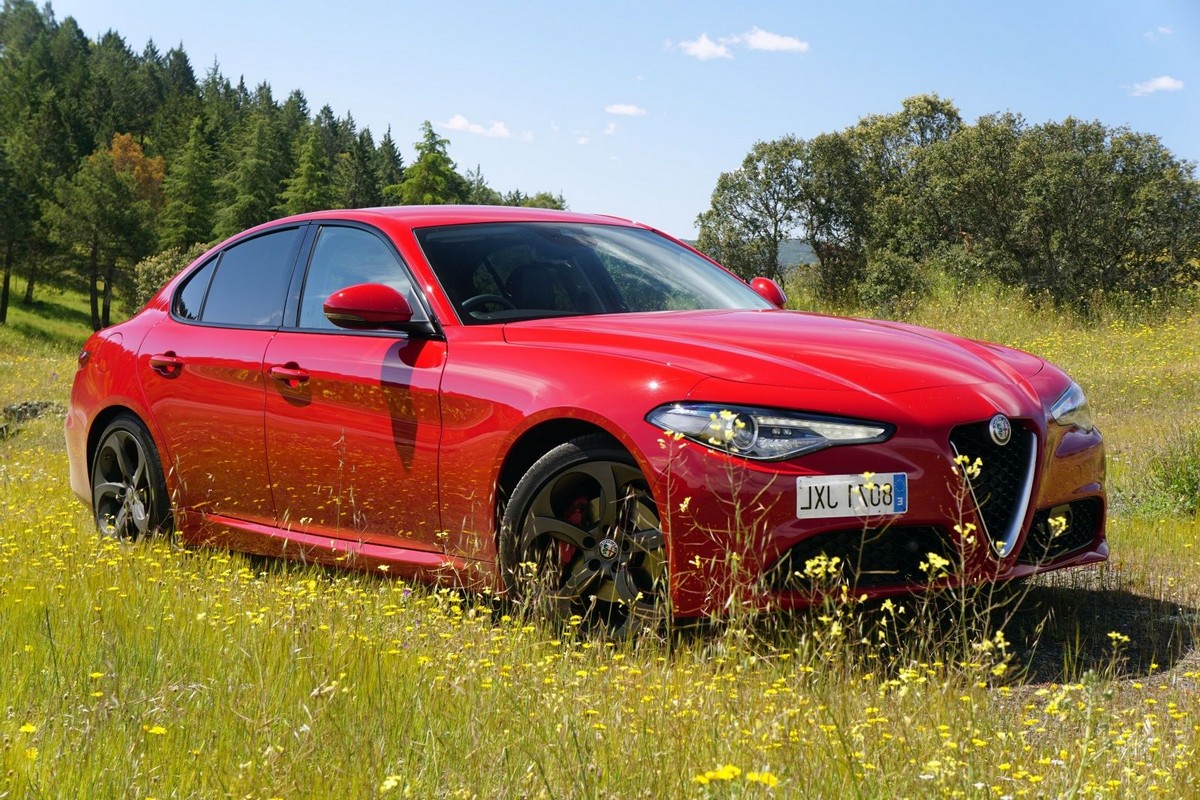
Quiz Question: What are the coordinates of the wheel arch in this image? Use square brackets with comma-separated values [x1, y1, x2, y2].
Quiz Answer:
[495, 419, 625, 516]
[86, 405, 152, 481]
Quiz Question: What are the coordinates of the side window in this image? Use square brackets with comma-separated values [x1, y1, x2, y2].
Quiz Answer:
[298, 226, 426, 330]
[200, 228, 301, 327]
[174, 257, 217, 321]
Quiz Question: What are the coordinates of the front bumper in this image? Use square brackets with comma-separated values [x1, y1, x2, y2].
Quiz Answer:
[652, 410, 1106, 619]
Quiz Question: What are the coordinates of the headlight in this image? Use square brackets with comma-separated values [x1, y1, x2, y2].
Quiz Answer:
[1050, 381, 1094, 432]
[646, 403, 892, 461]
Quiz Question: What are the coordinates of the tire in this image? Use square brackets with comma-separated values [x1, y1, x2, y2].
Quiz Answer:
[500, 435, 668, 637]
[90, 413, 172, 541]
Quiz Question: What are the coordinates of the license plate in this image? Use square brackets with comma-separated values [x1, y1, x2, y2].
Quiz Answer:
[795, 473, 908, 520]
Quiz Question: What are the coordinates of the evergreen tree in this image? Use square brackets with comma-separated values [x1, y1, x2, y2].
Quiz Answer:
[0, 143, 29, 324]
[392, 121, 468, 205]
[312, 104, 345, 167]
[198, 60, 238, 147]
[47, 15, 94, 162]
[337, 128, 382, 208]
[279, 124, 338, 215]
[465, 165, 502, 205]
[152, 44, 200, 157]
[514, 190, 567, 210]
[87, 30, 142, 142]
[214, 114, 281, 239]
[44, 135, 160, 329]
[0, 1, 90, 304]
[276, 89, 308, 152]
[374, 127, 404, 203]
[159, 116, 216, 248]
[136, 40, 166, 144]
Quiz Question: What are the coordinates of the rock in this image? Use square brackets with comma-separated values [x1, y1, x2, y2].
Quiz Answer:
[2, 400, 65, 423]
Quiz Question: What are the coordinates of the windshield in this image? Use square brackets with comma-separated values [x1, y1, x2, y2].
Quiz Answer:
[414, 222, 772, 324]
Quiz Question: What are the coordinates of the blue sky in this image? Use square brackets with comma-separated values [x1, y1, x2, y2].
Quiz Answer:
[52, 1, 1199, 238]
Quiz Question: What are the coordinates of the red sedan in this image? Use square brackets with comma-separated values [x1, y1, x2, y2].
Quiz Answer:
[65, 206, 1106, 633]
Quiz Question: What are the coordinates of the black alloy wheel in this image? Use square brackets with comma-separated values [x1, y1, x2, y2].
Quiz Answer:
[501, 435, 667, 637]
[90, 413, 172, 541]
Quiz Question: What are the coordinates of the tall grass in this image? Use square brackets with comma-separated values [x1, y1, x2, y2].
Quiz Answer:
[2, 284, 1198, 798]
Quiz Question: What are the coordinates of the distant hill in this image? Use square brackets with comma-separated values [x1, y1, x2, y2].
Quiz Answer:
[685, 239, 817, 268]
[779, 239, 816, 266]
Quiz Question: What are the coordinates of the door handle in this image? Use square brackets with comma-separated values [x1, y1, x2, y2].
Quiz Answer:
[149, 352, 183, 377]
[268, 363, 310, 388]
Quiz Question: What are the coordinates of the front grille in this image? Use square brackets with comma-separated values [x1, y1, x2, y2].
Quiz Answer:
[769, 526, 955, 590]
[949, 421, 1036, 556]
[1018, 499, 1102, 565]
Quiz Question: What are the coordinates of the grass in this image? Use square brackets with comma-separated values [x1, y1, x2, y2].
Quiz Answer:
[2, 284, 1199, 798]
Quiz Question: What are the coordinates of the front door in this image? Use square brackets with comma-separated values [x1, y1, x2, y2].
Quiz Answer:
[264, 224, 446, 550]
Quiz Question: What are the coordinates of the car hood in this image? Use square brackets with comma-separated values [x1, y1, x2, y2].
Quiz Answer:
[501, 309, 1042, 396]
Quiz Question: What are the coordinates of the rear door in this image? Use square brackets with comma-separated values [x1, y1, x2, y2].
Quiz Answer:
[263, 223, 447, 550]
[139, 225, 306, 527]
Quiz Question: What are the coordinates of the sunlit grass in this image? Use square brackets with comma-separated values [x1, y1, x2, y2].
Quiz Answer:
[1, 285, 1198, 797]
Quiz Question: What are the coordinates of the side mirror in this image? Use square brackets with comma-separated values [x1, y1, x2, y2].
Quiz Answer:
[324, 283, 425, 330]
[750, 277, 787, 309]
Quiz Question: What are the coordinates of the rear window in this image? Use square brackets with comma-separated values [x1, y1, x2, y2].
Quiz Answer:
[174, 227, 302, 327]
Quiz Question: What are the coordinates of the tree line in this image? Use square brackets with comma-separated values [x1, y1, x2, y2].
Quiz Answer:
[0, 1, 564, 329]
[697, 94, 1200, 313]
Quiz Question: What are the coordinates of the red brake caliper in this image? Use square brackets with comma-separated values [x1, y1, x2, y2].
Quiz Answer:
[559, 494, 589, 564]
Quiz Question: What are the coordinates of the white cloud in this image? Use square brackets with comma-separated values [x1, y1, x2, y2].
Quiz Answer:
[1131, 75, 1184, 96]
[736, 26, 809, 53]
[520, 131, 535, 143]
[1144, 25, 1174, 41]
[604, 122, 617, 135]
[605, 103, 647, 116]
[676, 27, 808, 60]
[576, 136, 591, 145]
[442, 114, 511, 138]
[679, 33, 733, 60]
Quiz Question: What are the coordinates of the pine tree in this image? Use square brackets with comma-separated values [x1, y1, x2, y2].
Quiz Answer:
[152, 44, 200, 157]
[0, 143, 29, 324]
[279, 125, 338, 215]
[375, 127, 405, 204]
[465, 165, 502, 205]
[393, 121, 468, 205]
[337, 128, 382, 208]
[159, 116, 216, 248]
[87, 30, 142, 142]
[213, 114, 281, 239]
[44, 136, 159, 329]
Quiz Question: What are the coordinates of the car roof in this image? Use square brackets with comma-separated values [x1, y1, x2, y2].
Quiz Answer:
[266, 205, 643, 231]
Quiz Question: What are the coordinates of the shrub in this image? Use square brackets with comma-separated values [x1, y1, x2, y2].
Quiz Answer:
[858, 249, 931, 316]
[131, 242, 210, 310]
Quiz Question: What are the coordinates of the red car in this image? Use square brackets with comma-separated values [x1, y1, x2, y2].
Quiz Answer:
[66, 206, 1106, 633]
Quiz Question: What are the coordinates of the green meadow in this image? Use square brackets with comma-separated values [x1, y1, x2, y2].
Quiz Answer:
[1, 285, 1197, 799]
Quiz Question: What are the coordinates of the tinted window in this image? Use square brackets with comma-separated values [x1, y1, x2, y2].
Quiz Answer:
[201, 228, 301, 327]
[297, 226, 426, 329]
[174, 257, 217, 321]
[414, 223, 770, 324]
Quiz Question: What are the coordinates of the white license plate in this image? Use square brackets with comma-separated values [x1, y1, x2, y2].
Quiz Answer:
[795, 473, 908, 520]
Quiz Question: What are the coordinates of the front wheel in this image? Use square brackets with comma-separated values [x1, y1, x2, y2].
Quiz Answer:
[90, 413, 172, 541]
[500, 435, 668, 637]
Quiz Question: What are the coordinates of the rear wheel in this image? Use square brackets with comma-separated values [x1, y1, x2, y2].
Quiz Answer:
[501, 435, 668, 637]
[90, 413, 172, 541]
